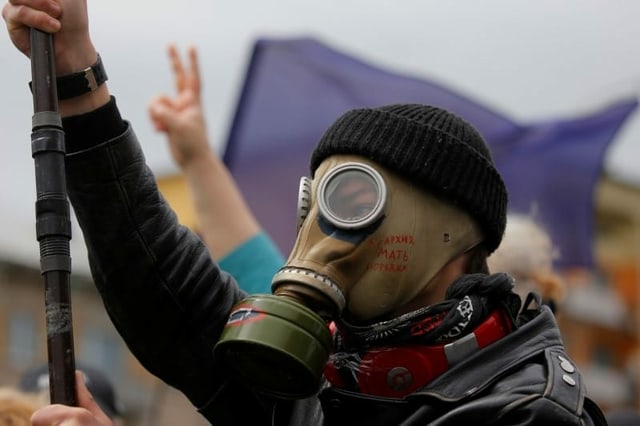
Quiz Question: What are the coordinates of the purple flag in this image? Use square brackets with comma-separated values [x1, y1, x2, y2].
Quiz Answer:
[224, 37, 637, 269]
[490, 99, 637, 267]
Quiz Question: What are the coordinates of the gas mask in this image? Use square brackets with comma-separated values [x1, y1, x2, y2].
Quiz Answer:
[214, 155, 484, 399]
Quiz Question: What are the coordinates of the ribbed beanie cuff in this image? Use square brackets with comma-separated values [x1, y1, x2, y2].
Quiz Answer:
[310, 104, 508, 253]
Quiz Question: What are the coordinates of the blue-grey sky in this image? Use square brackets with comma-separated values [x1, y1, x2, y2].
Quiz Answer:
[1, 0, 639, 273]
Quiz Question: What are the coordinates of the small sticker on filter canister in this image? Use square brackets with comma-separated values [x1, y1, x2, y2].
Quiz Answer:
[226, 305, 266, 326]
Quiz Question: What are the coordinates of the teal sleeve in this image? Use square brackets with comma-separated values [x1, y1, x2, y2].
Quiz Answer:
[219, 232, 285, 294]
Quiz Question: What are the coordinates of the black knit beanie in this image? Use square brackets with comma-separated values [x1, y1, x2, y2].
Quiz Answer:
[309, 104, 508, 253]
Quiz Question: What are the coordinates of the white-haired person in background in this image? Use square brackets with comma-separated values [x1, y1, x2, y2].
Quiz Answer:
[488, 213, 566, 314]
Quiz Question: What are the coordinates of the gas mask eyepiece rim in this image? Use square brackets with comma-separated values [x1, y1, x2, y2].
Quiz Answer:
[315, 161, 387, 231]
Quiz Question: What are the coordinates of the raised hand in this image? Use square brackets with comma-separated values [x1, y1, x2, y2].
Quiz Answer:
[148, 44, 209, 169]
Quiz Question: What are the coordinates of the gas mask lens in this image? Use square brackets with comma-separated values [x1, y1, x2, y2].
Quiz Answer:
[318, 162, 387, 229]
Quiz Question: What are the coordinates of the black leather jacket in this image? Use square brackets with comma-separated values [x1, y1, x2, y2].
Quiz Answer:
[63, 99, 607, 425]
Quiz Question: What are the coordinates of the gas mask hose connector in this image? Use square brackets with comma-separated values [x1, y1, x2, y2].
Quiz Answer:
[274, 283, 338, 321]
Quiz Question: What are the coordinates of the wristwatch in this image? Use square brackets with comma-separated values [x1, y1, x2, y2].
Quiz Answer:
[29, 54, 108, 100]
[56, 54, 108, 100]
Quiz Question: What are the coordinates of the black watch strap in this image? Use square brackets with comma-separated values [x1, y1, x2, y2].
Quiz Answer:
[29, 54, 108, 100]
[56, 54, 108, 100]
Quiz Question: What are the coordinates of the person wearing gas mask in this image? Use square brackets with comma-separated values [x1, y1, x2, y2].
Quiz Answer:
[4, 1, 606, 425]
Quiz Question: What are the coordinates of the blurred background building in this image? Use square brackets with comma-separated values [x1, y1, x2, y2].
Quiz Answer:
[558, 175, 640, 412]
[0, 246, 210, 426]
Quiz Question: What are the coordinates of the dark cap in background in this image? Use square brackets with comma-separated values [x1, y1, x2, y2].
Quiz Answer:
[18, 362, 123, 419]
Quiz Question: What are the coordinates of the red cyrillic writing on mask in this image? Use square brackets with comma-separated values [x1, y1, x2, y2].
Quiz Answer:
[366, 262, 408, 272]
[376, 248, 409, 261]
[368, 235, 415, 246]
[366, 235, 415, 272]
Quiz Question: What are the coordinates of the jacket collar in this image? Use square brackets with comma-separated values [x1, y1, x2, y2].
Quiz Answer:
[409, 306, 562, 402]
